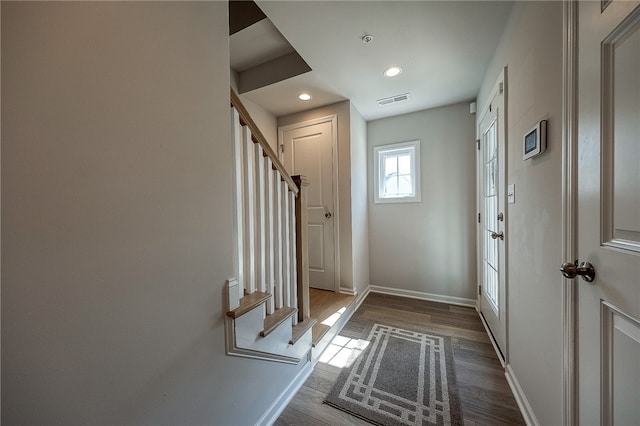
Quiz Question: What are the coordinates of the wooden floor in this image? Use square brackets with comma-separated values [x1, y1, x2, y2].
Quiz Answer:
[276, 292, 525, 426]
[309, 288, 355, 344]
[310, 288, 355, 322]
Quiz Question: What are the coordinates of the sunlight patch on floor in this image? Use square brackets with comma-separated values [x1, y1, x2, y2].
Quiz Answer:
[321, 306, 347, 327]
[318, 334, 369, 368]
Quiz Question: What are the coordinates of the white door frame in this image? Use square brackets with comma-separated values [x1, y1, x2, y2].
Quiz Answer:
[561, 1, 578, 425]
[476, 67, 509, 364]
[278, 115, 340, 293]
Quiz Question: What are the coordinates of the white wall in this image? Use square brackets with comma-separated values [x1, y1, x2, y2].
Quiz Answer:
[278, 101, 356, 293]
[242, 96, 279, 151]
[476, 2, 564, 424]
[349, 104, 369, 295]
[231, 74, 279, 151]
[1, 3, 306, 424]
[367, 102, 477, 301]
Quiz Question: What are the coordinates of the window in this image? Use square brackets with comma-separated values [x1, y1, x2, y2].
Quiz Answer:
[374, 140, 421, 203]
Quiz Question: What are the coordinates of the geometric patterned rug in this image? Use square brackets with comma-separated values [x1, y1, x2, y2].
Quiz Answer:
[324, 323, 463, 426]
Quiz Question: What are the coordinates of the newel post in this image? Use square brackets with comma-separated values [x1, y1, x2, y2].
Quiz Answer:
[292, 175, 310, 321]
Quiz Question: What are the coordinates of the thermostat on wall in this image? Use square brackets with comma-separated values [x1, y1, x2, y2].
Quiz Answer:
[523, 120, 547, 160]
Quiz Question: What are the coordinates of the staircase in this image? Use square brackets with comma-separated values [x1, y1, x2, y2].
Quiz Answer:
[225, 89, 316, 364]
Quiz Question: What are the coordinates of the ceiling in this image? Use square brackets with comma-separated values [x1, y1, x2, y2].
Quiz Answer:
[231, 1, 514, 121]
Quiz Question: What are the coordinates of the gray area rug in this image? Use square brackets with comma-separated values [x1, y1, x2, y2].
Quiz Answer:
[324, 323, 463, 426]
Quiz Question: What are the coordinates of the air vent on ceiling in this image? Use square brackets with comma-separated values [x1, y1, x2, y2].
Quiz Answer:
[377, 93, 410, 106]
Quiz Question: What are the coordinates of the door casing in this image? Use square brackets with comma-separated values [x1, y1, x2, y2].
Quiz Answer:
[278, 115, 340, 293]
[476, 68, 508, 364]
[561, 2, 578, 424]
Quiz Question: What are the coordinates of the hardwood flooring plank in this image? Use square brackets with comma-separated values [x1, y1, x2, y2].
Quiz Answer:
[309, 288, 354, 323]
[273, 406, 331, 426]
[287, 386, 371, 426]
[302, 369, 339, 394]
[449, 305, 478, 315]
[276, 292, 525, 426]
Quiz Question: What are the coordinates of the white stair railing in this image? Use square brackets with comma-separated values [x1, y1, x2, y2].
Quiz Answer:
[230, 88, 307, 328]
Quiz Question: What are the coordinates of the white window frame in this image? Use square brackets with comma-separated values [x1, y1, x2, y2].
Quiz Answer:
[373, 140, 421, 204]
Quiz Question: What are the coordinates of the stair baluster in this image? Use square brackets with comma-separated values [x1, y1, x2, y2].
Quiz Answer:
[265, 157, 276, 314]
[226, 89, 315, 363]
[242, 126, 257, 295]
[230, 108, 245, 294]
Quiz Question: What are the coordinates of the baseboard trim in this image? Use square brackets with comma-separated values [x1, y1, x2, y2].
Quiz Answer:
[257, 358, 313, 426]
[339, 286, 357, 296]
[368, 285, 476, 308]
[505, 364, 540, 426]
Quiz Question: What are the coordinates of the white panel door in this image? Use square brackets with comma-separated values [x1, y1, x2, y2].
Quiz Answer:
[478, 72, 506, 357]
[575, 2, 640, 423]
[280, 118, 336, 291]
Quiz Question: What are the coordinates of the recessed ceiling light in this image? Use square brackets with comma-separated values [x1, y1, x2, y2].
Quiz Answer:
[384, 66, 402, 78]
[298, 93, 311, 101]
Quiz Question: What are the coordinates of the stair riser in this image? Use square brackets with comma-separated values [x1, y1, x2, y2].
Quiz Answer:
[234, 305, 312, 359]
[236, 307, 291, 352]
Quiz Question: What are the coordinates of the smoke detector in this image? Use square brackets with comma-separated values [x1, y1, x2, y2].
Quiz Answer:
[362, 34, 373, 44]
[377, 93, 410, 106]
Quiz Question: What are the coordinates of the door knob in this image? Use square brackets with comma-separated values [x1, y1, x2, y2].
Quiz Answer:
[324, 211, 332, 219]
[490, 231, 504, 240]
[560, 260, 596, 282]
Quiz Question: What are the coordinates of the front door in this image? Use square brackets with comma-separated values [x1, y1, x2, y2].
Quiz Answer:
[575, 2, 640, 423]
[478, 71, 507, 357]
[280, 117, 337, 291]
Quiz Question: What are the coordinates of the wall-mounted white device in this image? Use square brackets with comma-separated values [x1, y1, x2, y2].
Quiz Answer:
[523, 120, 547, 160]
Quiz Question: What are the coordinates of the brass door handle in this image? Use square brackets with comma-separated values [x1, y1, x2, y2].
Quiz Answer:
[560, 260, 596, 282]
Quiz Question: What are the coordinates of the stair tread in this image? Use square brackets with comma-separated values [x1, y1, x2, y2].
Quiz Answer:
[312, 323, 331, 347]
[260, 306, 297, 337]
[289, 317, 318, 345]
[226, 291, 271, 319]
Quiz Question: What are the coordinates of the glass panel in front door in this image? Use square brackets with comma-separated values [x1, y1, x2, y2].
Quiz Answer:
[483, 119, 499, 313]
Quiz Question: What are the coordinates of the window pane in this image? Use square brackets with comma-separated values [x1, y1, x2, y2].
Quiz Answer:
[375, 141, 420, 202]
[485, 122, 497, 162]
[384, 175, 398, 196]
[398, 154, 411, 175]
[398, 175, 412, 195]
[485, 159, 496, 196]
[384, 155, 397, 175]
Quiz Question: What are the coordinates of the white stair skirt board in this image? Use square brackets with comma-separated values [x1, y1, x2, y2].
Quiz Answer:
[234, 305, 312, 362]
[505, 364, 540, 426]
[225, 316, 313, 364]
[225, 293, 314, 364]
[255, 357, 313, 426]
[367, 285, 476, 308]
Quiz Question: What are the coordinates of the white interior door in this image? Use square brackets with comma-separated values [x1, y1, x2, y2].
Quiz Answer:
[478, 74, 507, 357]
[280, 117, 337, 291]
[574, 2, 640, 424]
